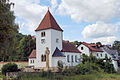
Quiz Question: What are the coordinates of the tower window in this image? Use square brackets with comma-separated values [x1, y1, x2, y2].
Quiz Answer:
[56, 38, 59, 43]
[81, 47, 83, 50]
[41, 39, 45, 44]
[41, 32, 45, 37]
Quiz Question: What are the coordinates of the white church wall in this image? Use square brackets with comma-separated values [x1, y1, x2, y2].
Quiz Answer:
[52, 57, 66, 67]
[29, 58, 36, 66]
[77, 44, 90, 56]
[50, 29, 63, 67]
[35, 29, 51, 67]
[35, 29, 63, 68]
[62, 52, 81, 66]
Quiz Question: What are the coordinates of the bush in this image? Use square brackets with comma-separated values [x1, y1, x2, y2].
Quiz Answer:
[2, 63, 18, 75]
[57, 61, 63, 72]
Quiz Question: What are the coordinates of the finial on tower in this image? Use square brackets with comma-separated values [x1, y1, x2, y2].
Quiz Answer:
[48, 6, 49, 11]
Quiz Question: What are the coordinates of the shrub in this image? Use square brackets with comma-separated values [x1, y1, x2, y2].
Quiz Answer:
[2, 63, 18, 75]
[62, 67, 76, 76]
[57, 61, 63, 72]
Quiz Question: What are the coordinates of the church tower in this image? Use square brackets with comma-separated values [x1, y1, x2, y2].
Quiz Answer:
[35, 10, 63, 68]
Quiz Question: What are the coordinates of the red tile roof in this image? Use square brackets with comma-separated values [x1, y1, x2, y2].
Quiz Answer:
[78, 42, 103, 52]
[62, 41, 81, 53]
[35, 10, 63, 32]
[29, 50, 36, 58]
[29, 42, 81, 58]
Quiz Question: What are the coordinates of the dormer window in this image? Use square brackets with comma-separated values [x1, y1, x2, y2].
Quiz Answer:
[41, 32, 45, 37]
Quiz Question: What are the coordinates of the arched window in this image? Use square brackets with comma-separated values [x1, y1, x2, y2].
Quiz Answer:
[75, 55, 77, 62]
[44, 55, 46, 61]
[41, 55, 44, 62]
[71, 55, 73, 62]
[97, 53, 98, 56]
[67, 55, 69, 62]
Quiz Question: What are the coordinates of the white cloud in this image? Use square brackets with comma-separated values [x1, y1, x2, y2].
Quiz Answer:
[82, 21, 119, 38]
[51, 0, 58, 11]
[82, 21, 120, 44]
[57, 0, 120, 23]
[11, 0, 48, 34]
[92, 36, 117, 44]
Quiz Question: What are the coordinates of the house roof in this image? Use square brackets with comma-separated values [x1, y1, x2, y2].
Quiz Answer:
[29, 50, 36, 58]
[102, 46, 118, 55]
[62, 41, 81, 53]
[77, 42, 103, 52]
[35, 10, 63, 32]
[52, 47, 65, 57]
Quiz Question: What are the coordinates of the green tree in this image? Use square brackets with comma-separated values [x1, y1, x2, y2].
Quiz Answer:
[17, 35, 36, 61]
[70, 41, 81, 46]
[0, 0, 19, 61]
[112, 41, 120, 55]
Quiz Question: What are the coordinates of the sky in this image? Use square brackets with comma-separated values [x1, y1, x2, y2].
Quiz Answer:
[10, 0, 120, 44]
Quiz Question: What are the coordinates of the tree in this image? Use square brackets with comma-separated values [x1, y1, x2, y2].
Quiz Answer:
[70, 41, 81, 46]
[112, 41, 120, 55]
[0, 0, 19, 61]
[96, 42, 103, 47]
[17, 35, 36, 61]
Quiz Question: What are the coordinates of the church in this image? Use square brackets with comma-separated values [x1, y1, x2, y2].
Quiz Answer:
[28, 9, 81, 70]
[28, 9, 119, 71]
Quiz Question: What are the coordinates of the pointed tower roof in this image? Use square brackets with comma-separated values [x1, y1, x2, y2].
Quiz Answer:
[35, 10, 63, 32]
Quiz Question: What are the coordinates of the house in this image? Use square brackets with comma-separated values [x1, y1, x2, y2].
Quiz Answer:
[101, 46, 119, 71]
[77, 42, 119, 71]
[77, 42, 104, 58]
[28, 10, 81, 70]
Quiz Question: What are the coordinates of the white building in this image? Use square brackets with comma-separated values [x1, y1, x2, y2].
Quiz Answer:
[77, 42, 119, 71]
[28, 9, 119, 71]
[29, 10, 81, 70]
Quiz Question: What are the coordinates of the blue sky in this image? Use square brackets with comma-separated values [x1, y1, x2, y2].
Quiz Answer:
[11, 0, 120, 44]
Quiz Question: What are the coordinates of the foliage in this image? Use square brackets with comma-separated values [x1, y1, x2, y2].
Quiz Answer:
[0, 0, 19, 61]
[80, 54, 115, 73]
[112, 40, 120, 55]
[70, 41, 81, 46]
[16, 35, 36, 61]
[57, 60, 63, 73]
[2, 63, 18, 75]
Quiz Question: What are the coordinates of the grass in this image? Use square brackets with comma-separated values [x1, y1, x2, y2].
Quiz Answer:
[14, 71, 120, 80]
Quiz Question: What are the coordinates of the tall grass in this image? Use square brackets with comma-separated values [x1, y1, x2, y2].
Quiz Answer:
[14, 71, 120, 80]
